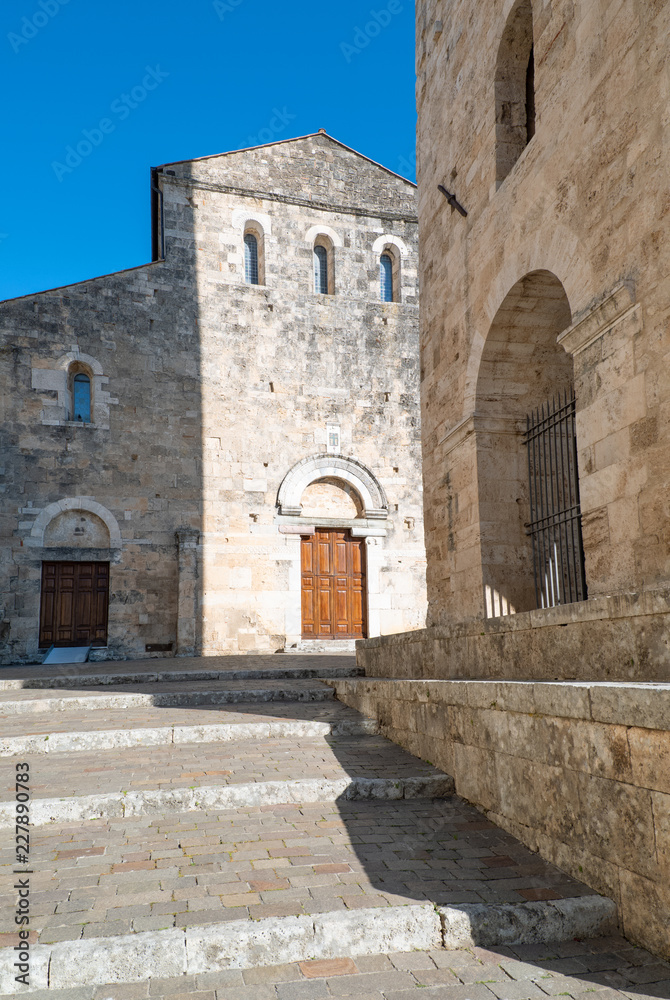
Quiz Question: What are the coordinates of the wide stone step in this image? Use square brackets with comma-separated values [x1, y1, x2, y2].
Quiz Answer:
[0, 654, 361, 691]
[3, 934, 662, 1000]
[0, 798, 619, 993]
[0, 699, 378, 756]
[0, 677, 337, 715]
[0, 734, 455, 827]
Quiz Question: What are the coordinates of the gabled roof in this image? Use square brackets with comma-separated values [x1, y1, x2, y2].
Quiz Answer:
[156, 130, 416, 188]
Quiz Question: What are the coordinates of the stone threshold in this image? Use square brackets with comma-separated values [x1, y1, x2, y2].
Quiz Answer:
[0, 716, 380, 757]
[0, 898, 617, 993]
[0, 774, 456, 829]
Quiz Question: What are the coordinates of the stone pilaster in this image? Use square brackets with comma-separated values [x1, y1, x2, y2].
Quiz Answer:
[176, 528, 200, 657]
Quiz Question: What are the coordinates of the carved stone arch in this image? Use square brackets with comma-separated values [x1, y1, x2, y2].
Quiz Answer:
[57, 352, 104, 376]
[304, 225, 343, 248]
[372, 234, 409, 258]
[277, 455, 388, 519]
[32, 498, 122, 548]
[232, 208, 272, 236]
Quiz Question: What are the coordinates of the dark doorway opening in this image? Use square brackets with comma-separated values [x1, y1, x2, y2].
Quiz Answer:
[39, 561, 110, 647]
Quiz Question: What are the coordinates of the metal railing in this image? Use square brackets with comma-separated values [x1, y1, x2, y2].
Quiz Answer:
[524, 387, 587, 609]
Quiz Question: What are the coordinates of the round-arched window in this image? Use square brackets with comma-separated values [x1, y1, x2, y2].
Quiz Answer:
[244, 233, 259, 285]
[73, 373, 91, 423]
[314, 245, 329, 294]
[380, 254, 394, 302]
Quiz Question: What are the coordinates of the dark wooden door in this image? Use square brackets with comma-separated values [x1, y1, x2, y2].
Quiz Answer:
[301, 529, 366, 639]
[39, 562, 109, 647]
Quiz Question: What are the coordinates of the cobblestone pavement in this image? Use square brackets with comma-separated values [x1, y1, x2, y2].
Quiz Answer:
[0, 736, 444, 799]
[0, 655, 664, 997]
[1, 938, 669, 1000]
[0, 699, 366, 740]
[0, 798, 596, 942]
[0, 653, 357, 687]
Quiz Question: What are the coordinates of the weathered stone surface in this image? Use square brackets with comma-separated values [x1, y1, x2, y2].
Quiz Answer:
[331, 675, 670, 959]
[0, 132, 426, 664]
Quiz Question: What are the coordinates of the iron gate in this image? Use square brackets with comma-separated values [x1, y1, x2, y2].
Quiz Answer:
[524, 387, 587, 609]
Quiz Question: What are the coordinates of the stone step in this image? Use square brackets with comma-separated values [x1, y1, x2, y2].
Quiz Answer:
[2, 934, 662, 1000]
[0, 700, 379, 756]
[0, 677, 338, 715]
[0, 798, 619, 993]
[0, 734, 455, 827]
[0, 657, 362, 691]
[0, 898, 619, 993]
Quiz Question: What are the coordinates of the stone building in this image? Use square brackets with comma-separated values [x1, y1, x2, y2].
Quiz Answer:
[334, 0, 670, 960]
[0, 132, 426, 664]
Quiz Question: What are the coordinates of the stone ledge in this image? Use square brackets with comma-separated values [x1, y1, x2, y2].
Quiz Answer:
[327, 677, 670, 731]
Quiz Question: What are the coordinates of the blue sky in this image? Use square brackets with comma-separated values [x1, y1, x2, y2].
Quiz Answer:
[0, 0, 417, 301]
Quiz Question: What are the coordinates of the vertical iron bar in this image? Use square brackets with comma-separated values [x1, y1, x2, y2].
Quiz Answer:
[527, 411, 540, 609]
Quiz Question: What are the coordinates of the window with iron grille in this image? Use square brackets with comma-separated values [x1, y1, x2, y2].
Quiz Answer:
[244, 233, 259, 285]
[380, 254, 394, 302]
[525, 387, 587, 609]
[314, 245, 329, 294]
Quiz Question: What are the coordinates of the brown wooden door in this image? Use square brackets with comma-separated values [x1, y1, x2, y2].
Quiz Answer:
[39, 562, 109, 647]
[301, 529, 366, 639]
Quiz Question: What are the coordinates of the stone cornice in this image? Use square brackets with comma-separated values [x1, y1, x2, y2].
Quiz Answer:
[558, 282, 637, 356]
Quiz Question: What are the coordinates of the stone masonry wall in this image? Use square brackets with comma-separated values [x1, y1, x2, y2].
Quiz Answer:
[329, 674, 670, 960]
[416, 0, 670, 624]
[0, 134, 427, 663]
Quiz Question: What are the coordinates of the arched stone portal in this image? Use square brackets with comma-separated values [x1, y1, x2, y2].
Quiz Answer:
[475, 270, 574, 616]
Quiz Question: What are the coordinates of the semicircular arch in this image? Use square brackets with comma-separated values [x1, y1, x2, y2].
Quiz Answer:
[277, 455, 388, 519]
[31, 498, 122, 548]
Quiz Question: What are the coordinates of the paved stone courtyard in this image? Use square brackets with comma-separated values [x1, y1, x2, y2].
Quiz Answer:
[1, 655, 668, 998]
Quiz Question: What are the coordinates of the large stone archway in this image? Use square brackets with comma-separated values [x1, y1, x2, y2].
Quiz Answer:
[474, 270, 574, 616]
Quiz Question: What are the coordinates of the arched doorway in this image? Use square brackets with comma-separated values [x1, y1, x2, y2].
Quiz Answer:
[475, 270, 585, 616]
[277, 456, 388, 643]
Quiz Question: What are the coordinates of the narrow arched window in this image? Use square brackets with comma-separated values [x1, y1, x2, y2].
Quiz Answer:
[73, 374, 91, 423]
[494, 0, 535, 184]
[244, 233, 259, 285]
[380, 254, 394, 302]
[526, 46, 536, 142]
[314, 245, 329, 294]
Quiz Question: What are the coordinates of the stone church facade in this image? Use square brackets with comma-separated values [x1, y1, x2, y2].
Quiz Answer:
[332, 0, 670, 960]
[0, 132, 426, 664]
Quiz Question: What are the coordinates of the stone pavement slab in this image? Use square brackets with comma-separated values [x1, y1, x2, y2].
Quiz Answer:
[0, 798, 600, 941]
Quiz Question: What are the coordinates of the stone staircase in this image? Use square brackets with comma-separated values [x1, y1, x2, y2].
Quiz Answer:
[0, 654, 628, 998]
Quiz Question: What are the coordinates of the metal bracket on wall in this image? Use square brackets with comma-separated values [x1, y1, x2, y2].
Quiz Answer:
[438, 185, 468, 217]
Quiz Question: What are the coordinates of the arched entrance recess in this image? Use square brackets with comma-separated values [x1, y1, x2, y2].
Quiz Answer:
[475, 270, 574, 617]
[277, 456, 388, 643]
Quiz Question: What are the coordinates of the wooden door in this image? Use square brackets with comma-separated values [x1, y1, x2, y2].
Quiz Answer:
[301, 529, 366, 639]
[39, 562, 109, 647]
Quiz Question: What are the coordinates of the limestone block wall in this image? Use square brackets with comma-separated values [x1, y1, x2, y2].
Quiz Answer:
[0, 133, 427, 663]
[356, 587, 670, 683]
[416, 0, 670, 624]
[329, 674, 670, 960]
